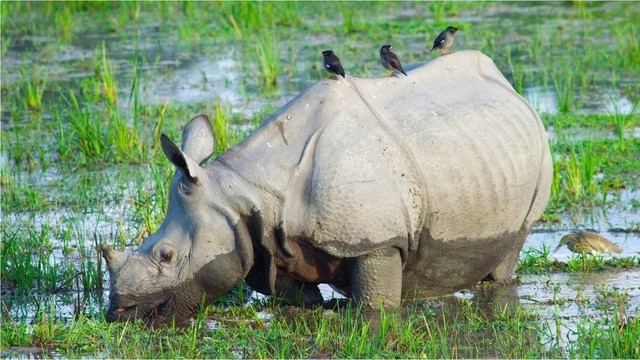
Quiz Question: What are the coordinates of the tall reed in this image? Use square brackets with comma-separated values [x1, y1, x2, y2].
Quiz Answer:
[506, 47, 526, 94]
[21, 66, 47, 112]
[551, 66, 577, 113]
[564, 141, 599, 203]
[64, 91, 106, 162]
[256, 36, 280, 89]
[100, 42, 118, 106]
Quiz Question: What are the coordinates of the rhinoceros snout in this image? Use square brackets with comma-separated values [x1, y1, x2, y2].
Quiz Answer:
[105, 299, 175, 326]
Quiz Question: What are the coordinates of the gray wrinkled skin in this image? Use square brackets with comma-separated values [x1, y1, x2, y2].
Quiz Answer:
[102, 50, 552, 325]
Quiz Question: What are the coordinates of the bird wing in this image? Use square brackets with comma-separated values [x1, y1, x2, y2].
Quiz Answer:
[431, 36, 445, 51]
[583, 233, 623, 253]
[388, 54, 401, 68]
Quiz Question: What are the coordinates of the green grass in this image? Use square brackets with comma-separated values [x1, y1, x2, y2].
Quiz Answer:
[255, 35, 281, 90]
[1, 1, 639, 358]
[565, 140, 599, 202]
[2, 296, 638, 358]
[541, 111, 640, 221]
[99, 42, 117, 106]
[518, 245, 640, 274]
[53, 5, 74, 44]
[19, 66, 47, 112]
[1, 227, 76, 293]
[551, 65, 578, 114]
[64, 90, 107, 163]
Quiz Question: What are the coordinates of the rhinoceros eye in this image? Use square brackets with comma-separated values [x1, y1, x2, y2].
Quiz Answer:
[159, 248, 174, 263]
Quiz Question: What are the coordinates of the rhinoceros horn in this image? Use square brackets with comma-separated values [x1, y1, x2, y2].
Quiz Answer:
[101, 244, 127, 272]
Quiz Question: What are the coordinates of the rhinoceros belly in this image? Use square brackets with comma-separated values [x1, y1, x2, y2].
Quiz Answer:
[401, 228, 526, 298]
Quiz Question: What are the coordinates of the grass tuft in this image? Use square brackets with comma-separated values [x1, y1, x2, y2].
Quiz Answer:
[21, 66, 47, 112]
[256, 36, 280, 89]
[99, 42, 118, 106]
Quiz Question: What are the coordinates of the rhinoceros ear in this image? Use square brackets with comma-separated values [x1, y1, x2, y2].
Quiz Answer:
[161, 134, 203, 183]
[181, 114, 215, 165]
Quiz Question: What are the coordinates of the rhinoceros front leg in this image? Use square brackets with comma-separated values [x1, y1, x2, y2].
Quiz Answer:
[350, 247, 403, 307]
[274, 276, 324, 307]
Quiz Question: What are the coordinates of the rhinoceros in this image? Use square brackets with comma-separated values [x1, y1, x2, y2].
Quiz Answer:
[102, 50, 552, 324]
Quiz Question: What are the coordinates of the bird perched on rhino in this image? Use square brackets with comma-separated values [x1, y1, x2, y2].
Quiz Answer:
[380, 45, 407, 77]
[431, 26, 459, 55]
[322, 50, 345, 78]
[553, 231, 623, 255]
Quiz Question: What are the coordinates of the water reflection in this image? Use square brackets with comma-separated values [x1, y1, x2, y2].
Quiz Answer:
[136, 58, 244, 109]
[524, 86, 559, 115]
[518, 269, 639, 348]
[1, 290, 107, 323]
[524, 85, 637, 115]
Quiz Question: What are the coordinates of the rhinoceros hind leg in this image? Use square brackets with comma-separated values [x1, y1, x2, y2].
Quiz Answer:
[485, 227, 529, 282]
[350, 247, 402, 308]
[488, 142, 552, 282]
[274, 276, 324, 307]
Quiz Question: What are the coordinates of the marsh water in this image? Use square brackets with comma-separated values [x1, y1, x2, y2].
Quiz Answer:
[1, 1, 639, 357]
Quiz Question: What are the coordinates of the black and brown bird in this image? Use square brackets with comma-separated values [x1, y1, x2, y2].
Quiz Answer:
[431, 26, 459, 55]
[380, 45, 407, 77]
[553, 231, 623, 255]
[322, 50, 345, 78]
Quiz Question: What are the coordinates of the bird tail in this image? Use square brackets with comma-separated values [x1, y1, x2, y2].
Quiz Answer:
[401, 70, 407, 76]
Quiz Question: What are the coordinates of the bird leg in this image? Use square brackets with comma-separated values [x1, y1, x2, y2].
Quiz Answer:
[387, 69, 396, 77]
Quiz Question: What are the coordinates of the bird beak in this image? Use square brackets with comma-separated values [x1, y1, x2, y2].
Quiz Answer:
[552, 244, 562, 253]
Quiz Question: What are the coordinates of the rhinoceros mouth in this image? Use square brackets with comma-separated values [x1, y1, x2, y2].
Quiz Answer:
[113, 305, 136, 314]
[106, 297, 170, 323]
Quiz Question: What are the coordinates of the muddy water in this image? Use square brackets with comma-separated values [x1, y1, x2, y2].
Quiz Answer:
[520, 231, 639, 345]
[4, 229, 638, 321]
[2, 2, 639, 358]
[2, 5, 638, 121]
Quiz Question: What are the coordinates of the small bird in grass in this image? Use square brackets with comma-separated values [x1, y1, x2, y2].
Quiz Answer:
[431, 26, 459, 55]
[380, 45, 407, 77]
[322, 50, 345, 78]
[553, 231, 623, 255]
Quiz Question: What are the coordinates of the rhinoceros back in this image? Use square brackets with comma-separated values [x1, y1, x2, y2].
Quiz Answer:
[217, 50, 549, 260]
[354, 50, 548, 243]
